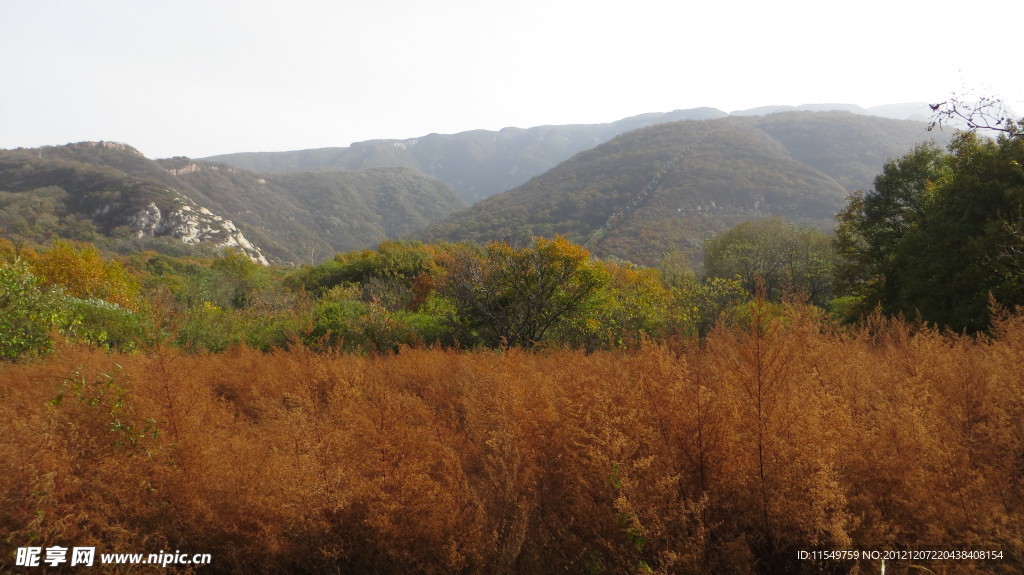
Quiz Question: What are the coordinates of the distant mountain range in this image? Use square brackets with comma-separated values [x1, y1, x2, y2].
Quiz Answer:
[1, 104, 949, 266]
[207, 103, 937, 205]
[206, 108, 727, 205]
[729, 102, 933, 121]
[418, 111, 950, 266]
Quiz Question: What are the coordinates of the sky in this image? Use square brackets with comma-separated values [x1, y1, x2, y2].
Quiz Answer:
[2, 0, 1022, 159]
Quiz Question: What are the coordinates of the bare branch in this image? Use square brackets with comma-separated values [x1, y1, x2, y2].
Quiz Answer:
[928, 94, 1023, 139]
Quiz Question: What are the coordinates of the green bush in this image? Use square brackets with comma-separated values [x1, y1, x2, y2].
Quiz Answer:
[307, 299, 368, 350]
[62, 296, 150, 352]
[176, 301, 244, 353]
[400, 311, 450, 347]
[0, 259, 71, 361]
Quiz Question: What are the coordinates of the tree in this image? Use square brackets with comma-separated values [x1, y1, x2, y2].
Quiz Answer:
[284, 241, 437, 310]
[834, 122, 1024, 331]
[31, 240, 140, 311]
[703, 217, 835, 306]
[441, 236, 609, 347]
[671, 275, 748, 337]
[832, 144, 947, 317]
[892, 133, 1024, 331]
[555, 261, 672, 349]
[210, 250, 270, 309]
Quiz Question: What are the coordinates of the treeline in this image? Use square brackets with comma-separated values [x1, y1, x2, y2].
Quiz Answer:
[0, 234, 754, 360]
[1, 304, 1022, 573]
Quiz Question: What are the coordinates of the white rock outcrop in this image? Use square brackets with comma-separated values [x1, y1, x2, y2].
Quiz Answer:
[130, 202, 163, 237]
[130, 197, 269, 265]
[165, 162, 202, 176]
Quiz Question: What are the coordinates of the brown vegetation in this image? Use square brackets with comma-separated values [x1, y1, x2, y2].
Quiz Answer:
[2, 303, 1022, 574]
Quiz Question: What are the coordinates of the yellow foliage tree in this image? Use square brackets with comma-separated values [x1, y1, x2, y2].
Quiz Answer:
[31, 240, 140, 311]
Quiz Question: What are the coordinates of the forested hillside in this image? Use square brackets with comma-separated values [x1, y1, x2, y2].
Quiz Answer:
[208, 107, 937, 207]
[421, 112, 947, 266]
[0, 144, 465, 264]
[1, 112, 943, 268]
[751, 111, 943, 192]
[0, 143, 272, 263]
[159, 159, 465, 264]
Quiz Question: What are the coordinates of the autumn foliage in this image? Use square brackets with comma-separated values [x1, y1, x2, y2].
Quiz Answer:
[2, 303, 1022, 574]
[30, 240, 141, 311]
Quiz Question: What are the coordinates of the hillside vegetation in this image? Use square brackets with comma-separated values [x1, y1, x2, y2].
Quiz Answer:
[2, 112, 944, 267]
[421, 112, 946, 266]
[751, 111, 944, 192]
[0, 144, 465, 263]
[209, 108, 939, 208]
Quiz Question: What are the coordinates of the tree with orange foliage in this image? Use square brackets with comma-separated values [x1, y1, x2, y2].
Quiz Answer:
[31, 240, 140, 311]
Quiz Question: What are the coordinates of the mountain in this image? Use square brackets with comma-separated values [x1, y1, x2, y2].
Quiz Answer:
[1, 107, 950, 267]
[153, 158, 465, 263]
[0, 142, 271, 263]
[750, 111, 948, 192]
[0, 143, 466, 264]
[731, 102, 933, 123]
[419, 112, 950, 266]
[206, 104, 937, 207]
[205, 108, 728, 204]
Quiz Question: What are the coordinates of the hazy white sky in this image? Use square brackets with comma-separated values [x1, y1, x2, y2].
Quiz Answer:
[2, 0, 1021, 159]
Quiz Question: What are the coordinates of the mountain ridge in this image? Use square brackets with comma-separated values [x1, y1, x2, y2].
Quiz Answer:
[205, 108, 728, 203]
[2, 106, 950, 267]
[417, 111, 950, 266]
[205, 103, 934, 204]
[0, 143, 466, 264]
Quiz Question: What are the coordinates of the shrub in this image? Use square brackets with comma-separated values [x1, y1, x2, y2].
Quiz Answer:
[0, 259, 71, 361]
[62, 296, 150, 352]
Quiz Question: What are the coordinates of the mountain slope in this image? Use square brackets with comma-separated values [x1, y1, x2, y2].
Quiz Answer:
[260, 168, 466, 256]
[419, 112, 947, 266]
[0, 143, 271, 263]
[152, 157, 465, 263]
[205, 108, 728, 203]
[750, 111, 949, 192]
[0, 143, 466, 263]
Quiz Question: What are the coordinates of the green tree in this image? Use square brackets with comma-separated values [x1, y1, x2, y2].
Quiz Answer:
[832, 144, 947, 317]
[441, 236, 609, 347]
[834, 123, 1024, 331]
[210, 250, 270, 309]
[61, 296, 148, 352]
[891, 133, 1024, 331]
[284, 240, 437, 309]
[671, 275, 749, 337]
[704, 217, 835, 306]
[555, 262, 672, 349]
